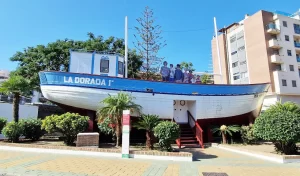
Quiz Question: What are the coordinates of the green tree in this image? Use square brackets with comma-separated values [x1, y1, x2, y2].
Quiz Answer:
[10, 33, 142, 89]
[212, 125, 241, 144]
[0, 75, 32, 122]
[253, 102, 300, 154]
[201, 74, 210, 84]
[134, 114, 160, 150]
[180, 61, 195, 71]
[97, 92, 142, 146]
[134, 6, 166, 79]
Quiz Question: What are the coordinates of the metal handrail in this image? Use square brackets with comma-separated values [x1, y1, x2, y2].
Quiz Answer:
[187, 111, 204, 148]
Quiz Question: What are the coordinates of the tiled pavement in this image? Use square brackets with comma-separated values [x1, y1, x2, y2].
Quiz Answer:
[0, 147, 300, 176]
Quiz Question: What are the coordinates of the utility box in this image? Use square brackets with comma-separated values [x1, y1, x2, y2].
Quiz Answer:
[76, 132, 99, 147]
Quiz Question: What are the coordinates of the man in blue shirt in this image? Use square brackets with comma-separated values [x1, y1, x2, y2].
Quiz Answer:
[174, 64, 183, 83]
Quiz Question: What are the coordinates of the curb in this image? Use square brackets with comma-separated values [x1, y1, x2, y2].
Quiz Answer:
[211, 143, 300, 164]
[0, 144, 193, 162]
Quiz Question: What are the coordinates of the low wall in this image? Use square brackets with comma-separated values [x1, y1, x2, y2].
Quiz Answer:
[0, 102, 39, 139]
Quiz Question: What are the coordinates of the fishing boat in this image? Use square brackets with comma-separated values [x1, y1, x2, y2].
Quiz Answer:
[39, 50, 269, 146]
[38, 17, 269, 146]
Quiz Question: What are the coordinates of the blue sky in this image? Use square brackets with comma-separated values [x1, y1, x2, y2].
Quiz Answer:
[0, 0, 298, 72]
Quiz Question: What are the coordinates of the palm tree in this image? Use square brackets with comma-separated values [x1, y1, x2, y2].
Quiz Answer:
[267, 101, 300, 114]
[134, 114, 160, 150]
[0, 75, 32, 122]
[212, 125, 241, 144]
[97, 92, 142, 146]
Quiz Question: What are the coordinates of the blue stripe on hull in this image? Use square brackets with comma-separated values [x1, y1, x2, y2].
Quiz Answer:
[39, 71, 270, 96]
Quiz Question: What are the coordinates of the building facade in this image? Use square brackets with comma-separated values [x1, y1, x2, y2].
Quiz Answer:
[212, 10, 300, 109]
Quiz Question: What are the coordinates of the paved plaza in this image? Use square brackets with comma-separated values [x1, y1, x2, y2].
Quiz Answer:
[0, 147, 299, 176]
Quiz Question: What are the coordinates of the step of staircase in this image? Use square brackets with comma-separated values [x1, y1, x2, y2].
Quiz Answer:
[177, 123, 200, 148]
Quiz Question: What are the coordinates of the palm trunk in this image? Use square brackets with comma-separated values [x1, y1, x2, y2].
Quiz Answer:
[115, 117, 122, 147]
[13, 93, 20, 122]
[221, 132, 227, 144]
[146, 131, 152, 150]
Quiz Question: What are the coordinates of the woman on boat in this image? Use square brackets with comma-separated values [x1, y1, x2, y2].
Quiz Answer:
[169, 64, 175, 82]
[183, 68, 189, 83]
[160, 61, 170, 81]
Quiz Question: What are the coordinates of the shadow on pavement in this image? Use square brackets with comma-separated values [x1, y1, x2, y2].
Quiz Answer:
[179, 147, 218, 161]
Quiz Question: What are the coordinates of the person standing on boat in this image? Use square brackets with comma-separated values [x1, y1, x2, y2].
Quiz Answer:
[160, 61, 170, 81]
[169, 64, 175, 82]
[188, 70, 193, 83]
[195, 75, 201, 84]
[174, 64, 184, 83]
[183, 68, 189, 83]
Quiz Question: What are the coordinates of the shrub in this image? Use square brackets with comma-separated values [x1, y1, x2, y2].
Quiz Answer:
[20, 118, 44, 141]
[0, 117, 7, 133]
[42, 113, 89, 145]
[2, 121, 24, 142]
[253, 107, 300, 155]
[154, 121, 180, 151]
[240, 125, 258, 144]
[98, 117, 115, 139]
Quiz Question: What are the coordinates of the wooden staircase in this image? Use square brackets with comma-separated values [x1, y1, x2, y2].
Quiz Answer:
[179, 124, 200, 148]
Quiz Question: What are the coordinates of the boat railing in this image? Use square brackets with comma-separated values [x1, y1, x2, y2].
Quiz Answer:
[172, 118, 181, 149]
[187, 110, 204, 148]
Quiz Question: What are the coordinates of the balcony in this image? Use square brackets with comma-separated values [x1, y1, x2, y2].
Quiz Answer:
[269, 39, 282, 49]
[295, 42, 300, 52]
[266, 23, 280, 34]
[297, 57, 300, 67]
[271, 54, 283, 63]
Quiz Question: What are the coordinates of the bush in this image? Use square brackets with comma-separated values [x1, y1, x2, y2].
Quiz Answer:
[154, 121, 180, 151]
[42, 113, 89, 145]
[20, 118, 44, 141]
[2, 121, 24, 142]
[98, 117, 115, 137]
[0, 117, 7, 133]
[253, 107, 300, 154]
[240, 125, 258, 144]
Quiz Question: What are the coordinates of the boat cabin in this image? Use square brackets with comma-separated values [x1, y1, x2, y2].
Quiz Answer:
[69, 50, 125, 78]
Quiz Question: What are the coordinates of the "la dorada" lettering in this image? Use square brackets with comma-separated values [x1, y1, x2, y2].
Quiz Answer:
[63, 76, 113, 86]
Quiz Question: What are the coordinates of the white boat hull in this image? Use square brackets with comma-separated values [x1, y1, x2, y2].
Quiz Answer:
[41, 85, 266, 121]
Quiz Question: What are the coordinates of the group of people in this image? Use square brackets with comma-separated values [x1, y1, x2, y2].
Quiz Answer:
[160, 61, 201, 84]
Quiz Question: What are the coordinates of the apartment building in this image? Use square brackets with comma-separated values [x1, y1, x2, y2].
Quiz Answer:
[211, 10, 300, 109]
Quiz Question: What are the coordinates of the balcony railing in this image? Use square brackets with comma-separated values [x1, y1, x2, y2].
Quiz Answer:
[295, 42, 300, 48]
[266, 23, 280, 34]
[297, 57, 300, 62]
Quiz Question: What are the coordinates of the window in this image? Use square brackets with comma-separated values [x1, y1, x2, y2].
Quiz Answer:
[289, 65, 295, 71]
[118, 61, 124, 75]
[282, 79, 287, 86]
[241, 72, 248, 78]
[232, 61, 238, 68]
[240, 60, 247, 65]
[275, 64, 282, 71]
[231, 51, 237, 55]
[292, 80, 297, 87]
[285, 35, 289, 41]
[230, 36, 236, 43]
[287, 50, 292, 56]
[273, 49, 279, 55]
[283, 21, 287, 27]
[233, 75, 240, 80]
[238, 46, 245, 51]
[100, 59, 109, 73]
[271, 34, 277, 40]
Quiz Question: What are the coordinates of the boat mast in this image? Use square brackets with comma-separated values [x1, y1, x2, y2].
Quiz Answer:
[213, 17, 223, 84]
[125, 16, 128, 78]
